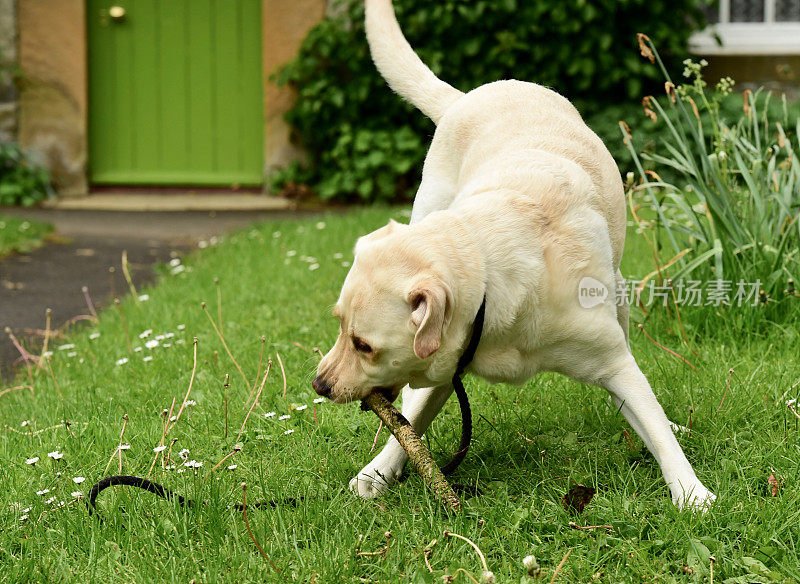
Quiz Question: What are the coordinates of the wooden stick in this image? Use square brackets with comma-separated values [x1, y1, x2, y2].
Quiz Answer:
[361, 392, 461, 512]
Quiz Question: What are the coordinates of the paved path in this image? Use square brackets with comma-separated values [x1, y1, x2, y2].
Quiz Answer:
[0, 208, 311, 380]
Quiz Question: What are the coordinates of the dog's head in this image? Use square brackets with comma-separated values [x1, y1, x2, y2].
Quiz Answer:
[313, 220, 454, 403]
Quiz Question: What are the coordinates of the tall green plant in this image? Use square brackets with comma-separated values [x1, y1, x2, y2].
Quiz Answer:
[625, 37, 800, 306]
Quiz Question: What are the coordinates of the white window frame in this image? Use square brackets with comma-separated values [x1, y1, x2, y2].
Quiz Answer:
[690, 0, 800, 55]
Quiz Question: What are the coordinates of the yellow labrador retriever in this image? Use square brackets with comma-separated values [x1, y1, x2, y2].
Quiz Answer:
[313, 0, 715, 510]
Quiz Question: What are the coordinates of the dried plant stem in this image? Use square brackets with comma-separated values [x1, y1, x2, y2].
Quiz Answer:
[313, 347, 324, 360]
[443, 531, 488, 572]
[669, 286, 700, 358]
[276, 351, 288, 397]
[114, 298, 132, 353]
[569, 522, 613, 533]
[121, 250, 139, 303]
[201, 302, 249, 390]
[240, 360, 271, 435]
[147, 397, 176, 476]
[45, 356, 63, 398]
[241, 483, 280, 572]
[369, 421, 384, 454]
[0, 385, 34, 400]
[451, 569, 480, 584]
[717, 368, 734, 412]
[4, 327, 35, 384]
[423, 539, 438, 572]
[103, 414, 129, 475]
[214, 277, 223, 336]
[363, 392, 461, 512]
[39, 308, 52, 368]
[549, 549, 572, 584]
[206, 449, 239, 477]
[82, 286, 99, 321]
[223, 374, 230, 440]
[173, 338, 199, 425]
[248, 337, 266, 405]
[637, 324, 696, 370]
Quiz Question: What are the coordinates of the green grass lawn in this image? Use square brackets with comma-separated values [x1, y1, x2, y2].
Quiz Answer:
[0, 215, 53, 258]
[1, 207, 798, 583]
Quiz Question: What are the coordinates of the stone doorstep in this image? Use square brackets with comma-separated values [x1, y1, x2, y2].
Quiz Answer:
[44, 192, 293, 212]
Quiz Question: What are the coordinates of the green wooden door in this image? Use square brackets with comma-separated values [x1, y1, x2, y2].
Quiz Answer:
[87, 0, 264, 186]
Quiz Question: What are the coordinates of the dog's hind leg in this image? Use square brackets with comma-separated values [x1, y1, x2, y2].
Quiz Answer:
[602, 352, 716, 510]
[350, 383, 453, 498]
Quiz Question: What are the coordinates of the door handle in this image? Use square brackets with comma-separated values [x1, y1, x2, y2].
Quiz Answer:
[108, 5, 126, 21]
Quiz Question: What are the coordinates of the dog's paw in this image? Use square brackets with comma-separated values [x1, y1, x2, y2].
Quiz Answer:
[349, 462, 403, 498]
[673, 483, 716, 512]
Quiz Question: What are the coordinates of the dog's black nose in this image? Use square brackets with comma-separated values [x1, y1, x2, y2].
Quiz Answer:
[312, 376, 331, 397]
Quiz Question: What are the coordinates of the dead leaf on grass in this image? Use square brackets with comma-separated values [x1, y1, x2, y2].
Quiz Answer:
[561, 485, 596, 514]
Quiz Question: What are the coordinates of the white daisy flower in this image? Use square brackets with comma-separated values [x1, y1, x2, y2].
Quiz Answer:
[333, 253, 343, 260]
[89, 332, 100, 340]
[153, 445, 167, 453]
[286, 250, 297, 257]
[227, 464, 238, 470]
[308, 263, 320, 271]
[134, 346, 142, 352]
[185, 400, 196, 407]
[142, 356, 153, 362]
[139, 330, 153, 339]
[21, 420, 30, 427]
[313, 397, 326, 404]
[178, 449, 190, 460]
[264, 412, 276, 418]
[67, 352, 77, 358]
[177, 324, 186, 330]
[72, 477, 85, 484]
[116, 357, 129, 366]
[36, 489, 50, 496]
[284, 429, 295, 435]
[118, 444, 130, 451]
[47, 451, 63, 460]
[19, 515, 28, 522]
[57, 344, 75, 351]
[138, 294, 150, 302]
[44, 497, 56, 505]
[316, 221, 326, 230]
[278, 415, 291, 421]
[26, 457, 39, 465]
[341, 261, 351, 267]
[145, 340, 159, 349]
[71, 491, 84, 499]
[272, 231, 281, 238]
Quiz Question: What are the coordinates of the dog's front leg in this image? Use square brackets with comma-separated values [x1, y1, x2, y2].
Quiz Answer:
[603, 354, 716, 510]
[350, 384, 453, 498]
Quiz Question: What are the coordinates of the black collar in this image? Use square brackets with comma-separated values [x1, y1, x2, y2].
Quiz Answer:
[454, 296, 486, 377]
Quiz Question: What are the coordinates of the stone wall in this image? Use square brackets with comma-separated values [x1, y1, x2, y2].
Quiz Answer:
[262, 0, 327, 179]
[18, 0, 88, 195]
[0, 0, 17, 143]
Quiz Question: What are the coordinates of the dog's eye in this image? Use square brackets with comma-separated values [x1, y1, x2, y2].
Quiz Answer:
[353, 337, 373, 354]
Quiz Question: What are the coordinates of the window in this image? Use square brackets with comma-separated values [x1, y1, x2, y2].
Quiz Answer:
[690, 0, 800, 54]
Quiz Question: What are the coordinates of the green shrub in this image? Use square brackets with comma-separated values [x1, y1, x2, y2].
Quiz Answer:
[625, 39, 800, 323]
[273, 0, 708, 202]
[0, 142, 53, 206]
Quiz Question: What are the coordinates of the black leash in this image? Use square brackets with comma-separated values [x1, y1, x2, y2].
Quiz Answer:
[86, 296, 486, 514]
[440, 295, 486, 475]
[86, 474, 298, 515]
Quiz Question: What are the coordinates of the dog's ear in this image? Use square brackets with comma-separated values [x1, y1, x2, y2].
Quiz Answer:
[408, 277, 453, 360]
[354, 219, 401, 256]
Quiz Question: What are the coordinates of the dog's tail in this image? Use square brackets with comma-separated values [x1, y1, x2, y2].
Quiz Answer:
[365, 0, 463, 125]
